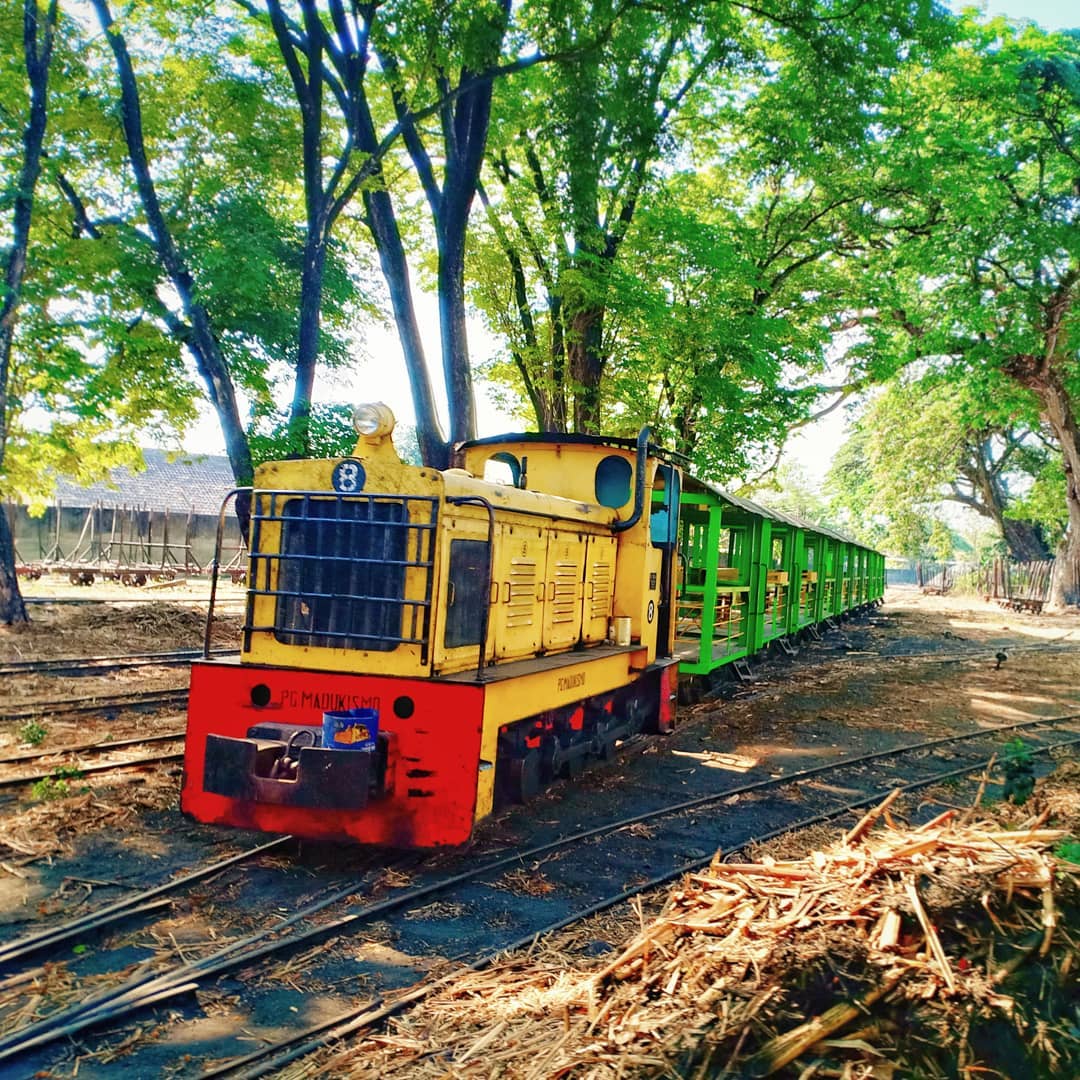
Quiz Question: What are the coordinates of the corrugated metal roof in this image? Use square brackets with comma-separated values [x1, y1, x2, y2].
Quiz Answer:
[50, 449, 236, 516]
[684, 474, 867, 549]
[44, 450, 869, 546]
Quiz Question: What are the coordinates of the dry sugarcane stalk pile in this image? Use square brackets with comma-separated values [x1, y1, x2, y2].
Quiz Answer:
[319, 788, 1080, 1080]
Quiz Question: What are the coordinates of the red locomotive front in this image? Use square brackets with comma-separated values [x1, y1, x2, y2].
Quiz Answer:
[181, 405, 680, 847]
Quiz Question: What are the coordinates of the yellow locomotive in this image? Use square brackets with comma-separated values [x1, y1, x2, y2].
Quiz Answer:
[182, 404, 682, 846]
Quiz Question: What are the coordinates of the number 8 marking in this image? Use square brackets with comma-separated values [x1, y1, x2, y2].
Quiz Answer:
[332, 460, 366, 493]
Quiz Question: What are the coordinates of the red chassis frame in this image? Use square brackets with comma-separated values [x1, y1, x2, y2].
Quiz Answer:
[182, 659, 484, 847]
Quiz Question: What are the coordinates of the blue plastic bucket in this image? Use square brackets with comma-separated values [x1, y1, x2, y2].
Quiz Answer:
[322, 707, 379, 752]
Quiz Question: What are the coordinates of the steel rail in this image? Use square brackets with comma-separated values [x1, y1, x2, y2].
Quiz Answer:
[0, 731, 185, 768]
[831, 639, 1080, 663]
[0, 746, 185, 791]
[5, 711, 1079, 1058]
[0, 648, 238, 679]
[206, 732, 1080, 1080]
[2, 711, 1078, 1065]
[23, 597, 246, 607]
[0, 689, 188, 723]
[0, 836, 293, 968]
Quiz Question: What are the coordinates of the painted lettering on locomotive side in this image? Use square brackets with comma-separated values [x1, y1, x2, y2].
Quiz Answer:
[557, 672, 586, 693]
[278, 689, 381, 712]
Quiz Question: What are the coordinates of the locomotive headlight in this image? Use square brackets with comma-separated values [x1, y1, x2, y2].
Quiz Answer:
[353, 402, 396, 438]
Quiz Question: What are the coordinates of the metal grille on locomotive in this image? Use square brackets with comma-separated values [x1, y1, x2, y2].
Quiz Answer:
[244, 491, 438, 656]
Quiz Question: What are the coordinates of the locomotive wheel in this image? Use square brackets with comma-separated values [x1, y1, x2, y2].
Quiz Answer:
[602, 728, 623, 759]
[563, 751, 587, 779]
[539, 736, 561, 781]
[503, 751, 542, 803]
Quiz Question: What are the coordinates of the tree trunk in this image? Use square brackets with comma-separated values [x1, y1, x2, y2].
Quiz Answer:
[432, 56, 503, 450]
[1005, 353, 1080, 608]
[0, 0, 58, 625]
[961, 443, 1053, 564]
[289, 232, 327, 456]
[437, 224, 476, 448]
[1050, 531, 1080, 610]
[550, 296, 567, 431]
[1001, 518, 1052, 563]
[568, 306, 606, 432]
[0, 505, 28, 626]
[93, 0, 254, 514]
[364, 187, 448, 467]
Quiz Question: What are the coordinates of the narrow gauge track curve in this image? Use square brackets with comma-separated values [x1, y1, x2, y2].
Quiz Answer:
[3, 711, 1078, 1073]
[0, 648, 238, 679]
[0, 688, 188, 723]
[193, 729, 1080, 1080]
[0, 836, 294, 967]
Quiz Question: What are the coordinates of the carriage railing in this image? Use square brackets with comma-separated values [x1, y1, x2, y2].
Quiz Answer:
[764, 571, 789, 638]
[798, 571, 818, 625]
[821, 578, 836, 615]
[675, 585, 751, 659]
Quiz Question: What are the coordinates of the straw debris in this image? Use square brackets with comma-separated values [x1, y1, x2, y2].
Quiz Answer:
[315, 793, 1079, 1079]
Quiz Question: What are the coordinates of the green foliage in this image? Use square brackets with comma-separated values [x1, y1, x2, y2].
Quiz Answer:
[604, 183, 832, 479]
[1054, 839, 1080, 866]
[833, 14, 1080, 576]
[30, 778, 70, 801]
[30, 766, 84, 801]
[1, 8, 193, 502]
[885, 509, 934, 562]
[474, 0, 954, 476]
[928, 519, 956, 564]
[246, 404, 423, 467]
[1, 1, 376, 512]
[5, 0, 1078, 596]
[826, 371, 1051, 558]
[1002, 738, 1035, 806]
[747, 464, 830, 524]
[18, 721, 47, 747]
[1007, 455, 1069, 548]
[248, 404, 362, 466]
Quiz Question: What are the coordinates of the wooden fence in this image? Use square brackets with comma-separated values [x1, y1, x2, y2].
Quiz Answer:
[915, 558, 1056, 613]
[975, 558, 1055, 613]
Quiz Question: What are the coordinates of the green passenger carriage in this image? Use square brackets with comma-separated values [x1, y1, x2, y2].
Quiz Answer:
[669, 477, 883, 682]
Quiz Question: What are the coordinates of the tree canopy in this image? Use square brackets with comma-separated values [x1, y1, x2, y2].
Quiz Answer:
[4, 1, 1080, 619]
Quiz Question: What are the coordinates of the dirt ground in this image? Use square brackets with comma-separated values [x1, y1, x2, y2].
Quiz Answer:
[0, 583, 1078, 1078]
[0, 580, 243, 759]
[2, 575, 245, 659]
[2, 580, 1078, 879]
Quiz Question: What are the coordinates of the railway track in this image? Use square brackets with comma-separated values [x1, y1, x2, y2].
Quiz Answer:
[0, 732, 186, 791]
[0, 648, 237, 679]
[3, 709, 1078, 1076]
[0, 731, 185, 768]
[0, 688, 188, 724]
[835, 638, 1080, 662]
[23, 596, 247, 608]
[133, 720, 1080, 1080]
[0, 837, 294, 968]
